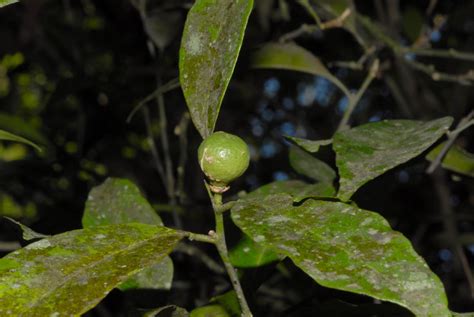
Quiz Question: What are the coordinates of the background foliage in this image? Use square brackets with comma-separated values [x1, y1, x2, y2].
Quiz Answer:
[0, 0, 473, 315]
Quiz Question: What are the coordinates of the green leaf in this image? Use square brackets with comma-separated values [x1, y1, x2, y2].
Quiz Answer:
[83, 178, 174, 291]
[0, 223, 183, 316]
[231, 194, 449, 316]
[210, 291, 241, 317]
[143, 305, 189, 317]
[5, 217, 50, 241]
[143, 11, 183, 52]
[334, 117, 453, 201]
[402, 6, 424, 43]
[0, 0, 17, 8]
[286, 135, 332, 153]
[248, 180, 336, 202]
[0, 113, 49, 148]
[190, 305, 230, 317]
[179, 0, 254, 138]
[289, 146, 336, 185]
[229, 180, 334, 268]
[312, 0, 351, 16]
[251, 43, 351, 98]
[426, 142, 474, 177]
[83, 178, 164, 227]
[0, 129, 42, 152]
[229, 234, 281, 268]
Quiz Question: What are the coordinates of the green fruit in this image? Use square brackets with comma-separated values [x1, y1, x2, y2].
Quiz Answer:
[198, 131, 250, 193]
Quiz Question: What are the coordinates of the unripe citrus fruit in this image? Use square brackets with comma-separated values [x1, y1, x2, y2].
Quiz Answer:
[198, 131, 250, 193]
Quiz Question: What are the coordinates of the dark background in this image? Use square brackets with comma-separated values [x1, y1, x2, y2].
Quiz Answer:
[0, 0, 473, 315]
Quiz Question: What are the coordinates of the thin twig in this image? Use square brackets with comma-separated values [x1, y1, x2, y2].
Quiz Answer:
[404, 47, 474, 62]
[126, 77, 180, 123]
[432, 170, 474, 298]
[279, 24, 319, 43]
[404, 59, 474, 86]
[337, 59, 379, 132]
[296, 0, 323, 29]
[174, 242, 225, 274]
[427, 110, 474, 174]
[426, 0, 438, 15]
[155, 82, 182, 228]
[176, 112, 190, 205]
[143, 107, 166, 186]
[212, 193, 252, 317]
[181, 231, 216, 245]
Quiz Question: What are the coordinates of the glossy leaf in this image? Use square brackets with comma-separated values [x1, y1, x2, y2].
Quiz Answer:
[286, 135, 332, 153]
[0, 113, 49, 148]
[251, 43, 351, 98]
[229, 234, 281, 268]
[0, 0, 17, 8]
[289, 146, 336, 185]
[334, 117, 453, 201]
[179, 0, 254, 138]
[0, 129, 41, 152]
[0, 223, 183, 316]
[426, 142, 474, 177]
[83, 178, 174, 291]
[231, 194, 449, 316]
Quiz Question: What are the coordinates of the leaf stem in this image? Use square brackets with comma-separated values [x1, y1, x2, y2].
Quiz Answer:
[426, 110, 474, 174]
[182, 231, 217, 244]
[211, 192, 252, 317]
[337, 59, 379, 132]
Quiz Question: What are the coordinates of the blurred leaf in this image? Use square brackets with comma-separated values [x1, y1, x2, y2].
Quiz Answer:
[229, 234, 281, 268]
[402, 6, 424, 43]
[0, 143, 28, 161]
[0, 193, 37, 219]
[190, 305, 230, 317]
[426, 142, 474, 177]
[252, 43, 351, 98]
[289, 146, 336, 185]
[0, 223, 183, 316]
[143, 305, 189, 317]
[83, 178, 174, 291]
[179, 0, 254, 138]
[0, 0, 17, 8]
[4, 217, 49, 241]
[334, 117, 453, 201]
[255, 0, 275, 31]
[144, 10, 183, 52]
[231, 194, 450, 316]
[0, 129, 41, 152]
[312, 0, 351, 16]
[210, 291, 241, 317]
[0, 113, 48, 147]
[286, 136, 332, 153]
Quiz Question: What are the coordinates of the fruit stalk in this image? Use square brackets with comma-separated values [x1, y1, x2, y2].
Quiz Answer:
[212, 192, 253, 317]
